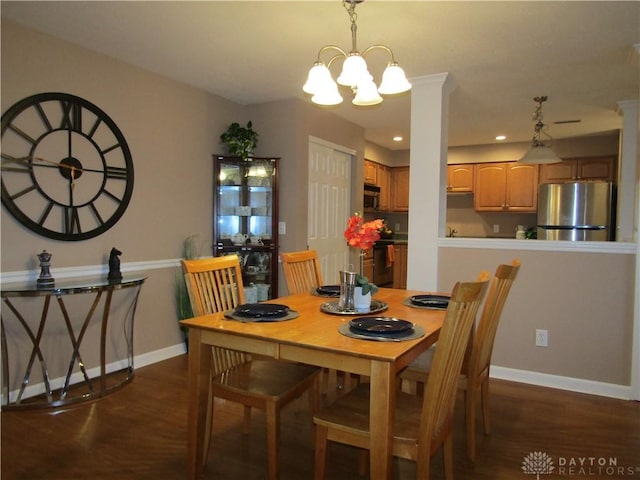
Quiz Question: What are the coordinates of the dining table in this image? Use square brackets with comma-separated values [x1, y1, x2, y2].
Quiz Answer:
[181, 287, 447, 480]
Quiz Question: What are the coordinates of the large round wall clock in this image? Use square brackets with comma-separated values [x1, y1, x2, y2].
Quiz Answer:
[1, 92, 134, 241]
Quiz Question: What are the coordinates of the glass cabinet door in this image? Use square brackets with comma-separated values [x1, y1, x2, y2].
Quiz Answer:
[213, 156, 279, 299]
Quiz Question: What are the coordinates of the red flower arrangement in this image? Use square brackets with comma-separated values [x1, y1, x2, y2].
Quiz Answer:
[344, 212, 385, 250]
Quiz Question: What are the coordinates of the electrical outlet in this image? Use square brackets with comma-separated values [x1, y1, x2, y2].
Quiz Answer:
[493, 224, 500, 233]
[536, 329, 549, 347]
[394, 223, 400, 231]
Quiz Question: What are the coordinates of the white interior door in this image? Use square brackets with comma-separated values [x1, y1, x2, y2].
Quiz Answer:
[308, 138, 353, 284]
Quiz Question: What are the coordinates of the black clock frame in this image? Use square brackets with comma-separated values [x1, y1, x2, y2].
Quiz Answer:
[1, 92, 134, 241]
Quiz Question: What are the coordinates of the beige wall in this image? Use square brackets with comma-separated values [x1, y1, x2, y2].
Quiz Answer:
[1, 21, 247, 368]
[438, 248, 635, 385]
[247, 99, 365, 295]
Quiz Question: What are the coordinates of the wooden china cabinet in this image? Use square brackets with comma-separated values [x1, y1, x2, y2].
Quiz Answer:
[213, 155, 279, 299]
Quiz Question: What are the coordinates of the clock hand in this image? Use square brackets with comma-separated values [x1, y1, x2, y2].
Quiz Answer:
[3, 156, 106, 175]
[69, 166, 75, 207]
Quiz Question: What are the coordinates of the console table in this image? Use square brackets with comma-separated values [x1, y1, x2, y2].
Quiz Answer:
[1, 275, 146, 409]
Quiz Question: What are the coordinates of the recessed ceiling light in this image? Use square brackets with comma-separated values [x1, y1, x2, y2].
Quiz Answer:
[393, 136, 403, 142]
[495, 135, 506, 141]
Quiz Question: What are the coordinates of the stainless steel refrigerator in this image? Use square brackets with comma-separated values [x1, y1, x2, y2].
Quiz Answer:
[537, 182, 616, 241]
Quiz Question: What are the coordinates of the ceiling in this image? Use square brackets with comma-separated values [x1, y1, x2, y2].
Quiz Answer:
[2, 1, 639, 150]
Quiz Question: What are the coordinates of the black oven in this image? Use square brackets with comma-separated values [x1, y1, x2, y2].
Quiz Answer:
[364, 184, 380, 212]
[373, 240, 394, 287]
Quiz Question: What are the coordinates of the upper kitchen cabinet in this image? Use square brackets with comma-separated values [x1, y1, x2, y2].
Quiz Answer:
[364, 160, 377, 185]
[474, 162, 539, 212]
[377, 164, 391, 211]
[447, 164, 474, 193]
[539, 156, 617, 184]
[391, 166, 410, 212]
[363, 160, 391, 211]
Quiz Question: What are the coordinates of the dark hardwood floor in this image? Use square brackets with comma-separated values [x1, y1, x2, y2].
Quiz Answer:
[2, 354, 639, 479]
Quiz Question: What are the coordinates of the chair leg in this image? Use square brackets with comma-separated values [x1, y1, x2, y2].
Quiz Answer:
[242, 405, 252, 435]
[416, 447, 432, 480]
[443, 432, 454, 480]
[265, 401, 280, 480]
[308, 375, 321, 447]
[314, 425, 328, 480]
[465, 384, 477, 462]
[481, 378, 491, 435]
[325, 368, 337, 393]
[202, 383, 214, 467]
[357, 449, 369, 477]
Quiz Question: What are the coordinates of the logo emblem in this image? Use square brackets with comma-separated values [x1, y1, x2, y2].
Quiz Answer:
[522, 451, 555, 479]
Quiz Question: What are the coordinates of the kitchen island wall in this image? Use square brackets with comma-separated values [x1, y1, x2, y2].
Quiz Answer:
[438, 240, 636, 398]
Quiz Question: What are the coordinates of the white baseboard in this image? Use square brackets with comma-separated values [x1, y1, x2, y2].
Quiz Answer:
[2, 343, 187, 405]
[134, 343, 187, 368]
[490, 365, 633, 400]
[4, 346, 632, 405]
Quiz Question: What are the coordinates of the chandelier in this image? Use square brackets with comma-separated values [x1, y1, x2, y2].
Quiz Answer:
[303, 0, 411, 106]
[518, 96, 562, 164]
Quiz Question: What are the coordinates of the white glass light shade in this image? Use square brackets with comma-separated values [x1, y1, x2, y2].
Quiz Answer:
[518, 144, 562, 164]
[303, 63, 333, 95]
[378, 63, 412, 95]
[337, 53, 369, 87]
[352, 76, 382, 106]
[311, 79, 343, 106]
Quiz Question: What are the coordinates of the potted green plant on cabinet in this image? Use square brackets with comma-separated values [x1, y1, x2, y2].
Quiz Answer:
[220, 121, 259, 159]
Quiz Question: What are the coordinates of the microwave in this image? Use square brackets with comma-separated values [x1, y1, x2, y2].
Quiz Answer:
[364, 184, 380, 211]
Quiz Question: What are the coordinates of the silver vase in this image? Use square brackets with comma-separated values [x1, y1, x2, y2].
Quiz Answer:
[338, 269, 357, 312]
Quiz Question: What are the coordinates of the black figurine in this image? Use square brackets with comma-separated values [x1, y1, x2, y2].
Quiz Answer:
[108, 247, 123, 281]
[36, 250, 55, 287]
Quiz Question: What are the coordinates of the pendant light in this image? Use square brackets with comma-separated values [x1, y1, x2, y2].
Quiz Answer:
[518, 96, 562, 164]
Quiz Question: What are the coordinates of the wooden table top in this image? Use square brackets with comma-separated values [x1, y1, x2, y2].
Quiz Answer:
[181, 287, 446, 364]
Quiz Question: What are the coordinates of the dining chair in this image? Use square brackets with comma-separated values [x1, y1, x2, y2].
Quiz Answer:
[279, 249, 356, 395]
[181, 255, 321, 480]
[313, 271, 491, 480]
[399, 259, 521, 462]
[279, 249, 324, 295]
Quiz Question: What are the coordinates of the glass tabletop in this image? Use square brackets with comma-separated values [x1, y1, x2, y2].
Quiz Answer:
[1, 275, 147, 296]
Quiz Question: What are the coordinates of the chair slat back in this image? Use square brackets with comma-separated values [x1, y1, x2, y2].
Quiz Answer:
[182, 256, 248, 375]
[280, 250, 324, 295]
[469, 260, 521, 381]
[419, 271, 490, 453]
[182, 256, 246, 316]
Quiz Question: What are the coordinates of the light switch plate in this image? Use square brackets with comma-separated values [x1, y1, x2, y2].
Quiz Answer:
[278, 221, 286, 235]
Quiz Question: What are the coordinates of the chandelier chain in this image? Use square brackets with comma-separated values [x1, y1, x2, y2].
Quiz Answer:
[344, 0, 359, 53]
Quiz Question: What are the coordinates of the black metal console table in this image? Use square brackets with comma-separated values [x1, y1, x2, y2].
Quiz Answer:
[1, 275, 146, 409]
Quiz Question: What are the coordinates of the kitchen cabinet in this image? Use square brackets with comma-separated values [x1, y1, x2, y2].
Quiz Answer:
[447, 164, 474, 192]
[363, 249, 374, 282]
[213, 155, 279, 299]
[392, 244, 408, 289]
[364, 160, 391, 211]
[474, 162, 538, 212]
[391, 166, 410, 211]
[377, 164, 391, 211]
[364, 160, 377, 185]
[539, 156, 616, 183]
